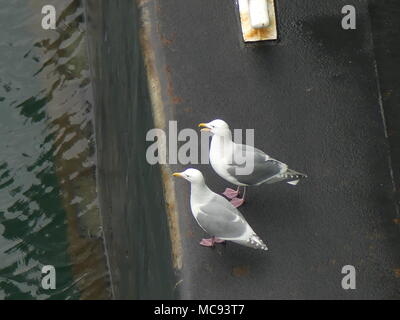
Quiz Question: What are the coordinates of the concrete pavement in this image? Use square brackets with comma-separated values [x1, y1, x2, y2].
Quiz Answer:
[142, 0, 400, 299]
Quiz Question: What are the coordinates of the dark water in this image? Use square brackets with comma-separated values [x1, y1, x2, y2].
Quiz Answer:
[0, 0, 110, 299]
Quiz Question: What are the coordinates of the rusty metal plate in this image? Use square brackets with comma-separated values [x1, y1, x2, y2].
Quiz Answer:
[238, 0, 278, 42]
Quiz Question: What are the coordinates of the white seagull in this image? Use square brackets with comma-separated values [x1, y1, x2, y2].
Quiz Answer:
[198, 119, 307, 207]
[173, 168, 268, 250]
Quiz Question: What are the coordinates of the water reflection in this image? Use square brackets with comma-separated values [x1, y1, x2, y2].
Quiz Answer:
[0, 0, 110, 299]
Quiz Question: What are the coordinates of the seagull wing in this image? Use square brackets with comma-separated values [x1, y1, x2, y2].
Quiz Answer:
[226, 144, 287, 185]
[196, 194, 248, 239]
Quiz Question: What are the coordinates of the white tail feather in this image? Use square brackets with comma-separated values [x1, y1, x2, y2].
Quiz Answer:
[248, 234, 268, 251]
[287, 180, 299, 185]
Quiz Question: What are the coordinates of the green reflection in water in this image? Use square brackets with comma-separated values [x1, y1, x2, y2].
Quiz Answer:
[0, 0, 109, 300]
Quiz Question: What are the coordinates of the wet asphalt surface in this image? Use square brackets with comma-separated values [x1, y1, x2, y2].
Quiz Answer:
[154, 0, 400, 299]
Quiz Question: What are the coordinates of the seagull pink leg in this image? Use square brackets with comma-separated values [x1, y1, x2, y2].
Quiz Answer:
[223, 186, 240, 199]
[230, 187, 246, 208]
[213, 237, 226, 244]
[199, 238, 214, 247]
[199, 236, 226, 247]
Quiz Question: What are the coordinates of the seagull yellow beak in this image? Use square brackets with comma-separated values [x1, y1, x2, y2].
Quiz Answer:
[198, 123, 210, 132]
[172, 172, 183, 178]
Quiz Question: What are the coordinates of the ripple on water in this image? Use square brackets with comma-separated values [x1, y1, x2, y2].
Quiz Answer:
[0, 0, 110, 299]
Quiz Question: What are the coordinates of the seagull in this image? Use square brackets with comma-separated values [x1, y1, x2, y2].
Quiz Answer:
[198, 119, 307, 207]
[173, 168, 268, 250]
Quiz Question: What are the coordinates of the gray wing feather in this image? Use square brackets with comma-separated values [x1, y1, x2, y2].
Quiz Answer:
[197, 195, 247, 239]
[226, 144, 286, 185]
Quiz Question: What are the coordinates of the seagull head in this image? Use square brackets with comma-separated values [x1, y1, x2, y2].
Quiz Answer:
[172, 168, 205, 184]
[198, 119, 230, 137]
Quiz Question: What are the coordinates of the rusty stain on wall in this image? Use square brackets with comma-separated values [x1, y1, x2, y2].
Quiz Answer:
[166, 65, 183, 105]
[137, 0, 183, 270]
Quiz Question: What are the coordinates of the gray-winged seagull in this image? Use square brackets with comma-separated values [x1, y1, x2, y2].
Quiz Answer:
[199, 119, 307, 207]
[173, 168, 268, 250]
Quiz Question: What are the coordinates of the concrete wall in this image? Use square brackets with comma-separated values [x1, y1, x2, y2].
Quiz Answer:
[84, 0, 177, 299]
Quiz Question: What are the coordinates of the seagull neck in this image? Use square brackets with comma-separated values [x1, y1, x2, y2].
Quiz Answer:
[211, 132, 233, 151]
[190, 180, 212, 203]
